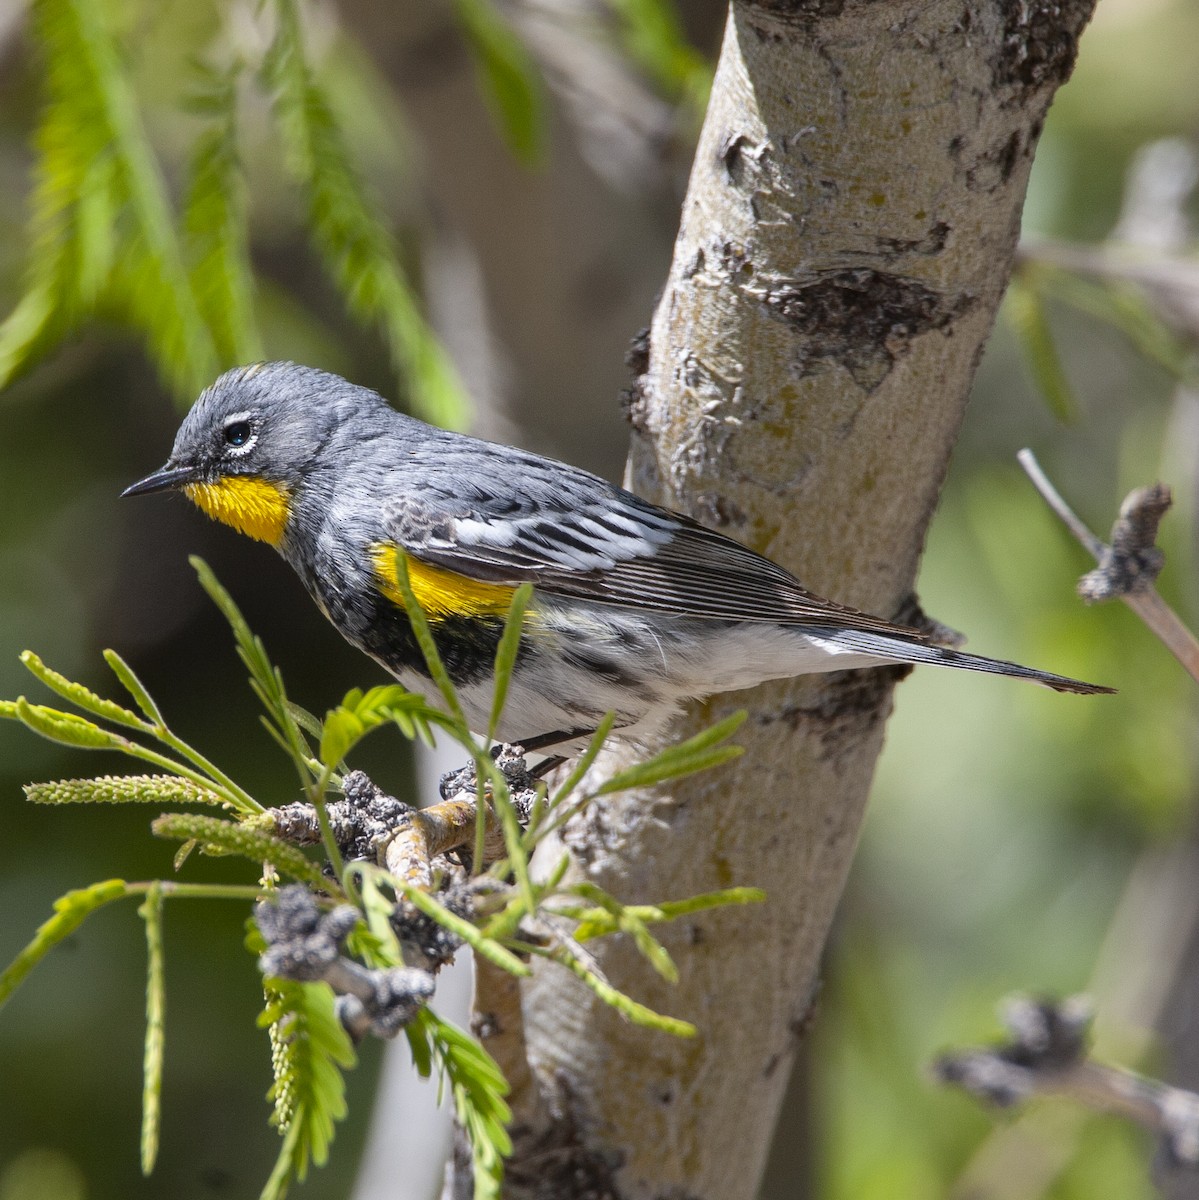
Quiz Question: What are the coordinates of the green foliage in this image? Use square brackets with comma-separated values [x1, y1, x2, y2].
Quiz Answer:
[191, 555, 319, 787]
[0, 0, 219, 398]
[183, 62, 265, 366]
[1006, 273, 1079, 424]
[609, 0, 711, 115]
[561, 882, 766, 984]
[354, 863, 530, 978]
[257, 966, 357, 1195]
[591, 710, 746, 795]
[1, 640, 261, 814]
[406, 1009, 512, 1200]
[0, 879, 132, 1011]
[151, 813, 328, 890]
[1, 560, 760, 1198]
[0, 0, 471, 420]
[451, 0, 548, 167]
[139, 883, 166, 1176]
[24, 773, 226, 807]
[1038, 266, 1195, 382]
[1009, 258, 1197, 425]
[262, 0, 467, 428]
[566, 885, 767, 939]
[488, 583, 534, 743]
[541, 940, 697, 1037]
[320, 684, 443, 768]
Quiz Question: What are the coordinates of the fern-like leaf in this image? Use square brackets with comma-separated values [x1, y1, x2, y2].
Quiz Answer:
[411, 1009, 512, 1199]
[262, 0, 467, 429]
[183, 62, 264, 365]
[258, 971, 356, 1196]
[0, 0, 218, 399]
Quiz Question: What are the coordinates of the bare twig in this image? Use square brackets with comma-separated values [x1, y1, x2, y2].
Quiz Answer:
[936, 995, 1199, 1172]
[255, 885, 435, 1041]
[1018, 449, 1199, 683]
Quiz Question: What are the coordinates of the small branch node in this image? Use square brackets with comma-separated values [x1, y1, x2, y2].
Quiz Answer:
[255, 886, 358, 981]
[935, 993, 1199, 1173]
[1018, 449, 1199, 682]
[255, 884, 434, 1041]
[1078, 483, 1171, 603]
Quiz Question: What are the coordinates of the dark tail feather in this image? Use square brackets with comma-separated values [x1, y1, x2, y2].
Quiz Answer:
[842, 631, 1115, 695]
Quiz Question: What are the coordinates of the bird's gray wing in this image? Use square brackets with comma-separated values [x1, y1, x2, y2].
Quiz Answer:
[380, 452, 926, 640]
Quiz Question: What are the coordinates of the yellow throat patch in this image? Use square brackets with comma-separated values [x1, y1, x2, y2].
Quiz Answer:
[184, 477, 291, 546]
[371, 543, 517, 620]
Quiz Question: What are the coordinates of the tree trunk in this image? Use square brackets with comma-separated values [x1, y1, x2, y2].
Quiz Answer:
[469, 3, 1096, 1197]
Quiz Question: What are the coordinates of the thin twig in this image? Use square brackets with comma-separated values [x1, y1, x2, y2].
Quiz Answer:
[1018, 449, 1199, 683]
[935, 995, 1199, 1171]
[255, 886, 434, 1041]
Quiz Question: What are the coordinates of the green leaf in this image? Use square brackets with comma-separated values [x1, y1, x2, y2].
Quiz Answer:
[24, 774, 227, 807]
[373, 867, 530, 978]
[528, 712, 616, 843]
[568, 886, 767, 944]
[20, 650, 147, 729]
[152, 813, 328, 889]
[0, 879, 131, 1011]
[258, 972, 356, 1191]
[385, 550, 471, 734]
[404, 1015, 434, 1078]
[192, 557, 314, 786]
[542, 942, 695, 1037]
[488, 583, 533, 743]
[318, 684, 442, 768]
[417, 1009, 512, 1197]
[262, 0, 468, 428]
[1006, 276, 1078, 424]
[103, 649, 165, 726]
[13, 696, 131, 750]
[452, 0, 547, 166]
[353, 867, 405, 968]
[0, 281, 64, 389]
[318, 708, 361, 770]
[593, 710, 746, 795]
[139, 883, 166, 1176]
[609, 0, 711, 111]
[476, 757, 536, 917]
[568, 883, 676, 982]
[0, 0, 219, 398]
[182, 61, 264, 366]
[1039, 266, 1195, 383]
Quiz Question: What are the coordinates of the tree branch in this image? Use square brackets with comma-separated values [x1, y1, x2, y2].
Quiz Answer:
[935, 995, 1199, 1173]
[1018, 449, 1199, 683]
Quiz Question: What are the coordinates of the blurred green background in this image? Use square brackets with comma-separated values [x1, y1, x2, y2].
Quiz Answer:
[1, 1, 1197, 1198]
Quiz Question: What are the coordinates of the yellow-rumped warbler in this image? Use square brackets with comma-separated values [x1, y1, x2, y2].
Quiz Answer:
[123, 362, 1111, 745]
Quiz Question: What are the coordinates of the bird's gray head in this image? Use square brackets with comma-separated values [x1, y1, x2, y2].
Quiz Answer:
[122, 362, 389, 545]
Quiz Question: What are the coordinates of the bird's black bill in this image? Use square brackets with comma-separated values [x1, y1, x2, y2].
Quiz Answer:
[121, 463, 200, 497]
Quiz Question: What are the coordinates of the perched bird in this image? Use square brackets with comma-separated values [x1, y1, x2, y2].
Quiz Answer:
[123, 362, 1112, 746]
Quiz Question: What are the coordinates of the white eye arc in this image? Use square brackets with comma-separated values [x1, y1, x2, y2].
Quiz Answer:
[222, 412, 258, 456]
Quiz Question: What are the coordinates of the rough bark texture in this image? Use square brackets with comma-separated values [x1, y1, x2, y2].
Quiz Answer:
[494, 2, 1096, 1198]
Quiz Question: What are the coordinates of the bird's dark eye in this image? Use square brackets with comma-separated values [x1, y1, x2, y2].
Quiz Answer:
[224, 420, 252, 447]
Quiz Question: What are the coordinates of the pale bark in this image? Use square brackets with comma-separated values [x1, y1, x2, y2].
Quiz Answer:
[487, 3, 1096, 1199]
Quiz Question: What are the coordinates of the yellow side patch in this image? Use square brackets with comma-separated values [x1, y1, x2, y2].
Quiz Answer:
[184, 477, 291, 546]
[371, 543, 517, 620]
